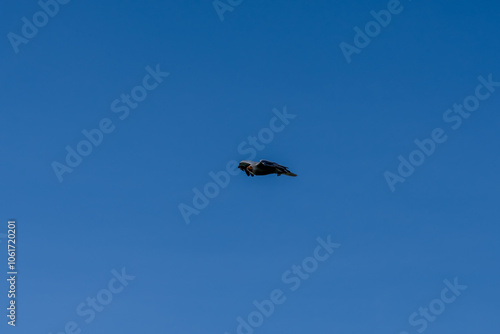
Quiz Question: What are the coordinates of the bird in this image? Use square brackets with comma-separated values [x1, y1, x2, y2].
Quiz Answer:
[238, 159, 297, 177]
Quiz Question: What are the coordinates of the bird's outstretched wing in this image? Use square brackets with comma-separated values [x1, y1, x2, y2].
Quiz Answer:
[259, 159, 288, 169]
[258, 160, 297, 176]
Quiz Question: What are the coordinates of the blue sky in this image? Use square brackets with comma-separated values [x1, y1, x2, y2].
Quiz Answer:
[2, 0, 500, 333]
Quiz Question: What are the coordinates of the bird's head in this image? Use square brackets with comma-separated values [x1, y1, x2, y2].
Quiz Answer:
[238, 160, 253, 171]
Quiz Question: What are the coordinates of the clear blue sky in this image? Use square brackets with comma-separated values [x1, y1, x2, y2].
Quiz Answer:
[2, 0, 500, 333]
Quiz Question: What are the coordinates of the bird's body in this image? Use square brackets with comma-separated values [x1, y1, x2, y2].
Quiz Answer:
[238, 160, 297, 177]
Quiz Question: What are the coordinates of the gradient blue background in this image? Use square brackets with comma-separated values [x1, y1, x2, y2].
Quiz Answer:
[1, 0, 499, 333]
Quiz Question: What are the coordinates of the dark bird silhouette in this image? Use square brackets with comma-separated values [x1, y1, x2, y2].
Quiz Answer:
[238, 160, 297, 177]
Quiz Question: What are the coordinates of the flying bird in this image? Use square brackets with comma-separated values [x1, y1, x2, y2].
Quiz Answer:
[238, 160, 297, 177]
